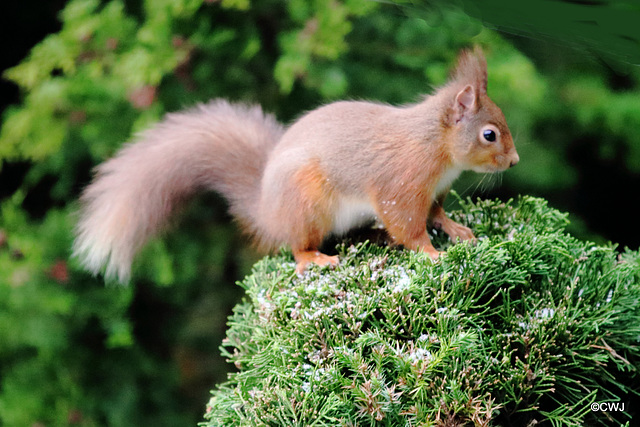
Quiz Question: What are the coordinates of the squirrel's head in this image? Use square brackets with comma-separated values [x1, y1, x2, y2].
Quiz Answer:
[443, 47, 519, 173]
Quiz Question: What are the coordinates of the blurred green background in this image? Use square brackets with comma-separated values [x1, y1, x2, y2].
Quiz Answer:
[1, 0, 639, 425]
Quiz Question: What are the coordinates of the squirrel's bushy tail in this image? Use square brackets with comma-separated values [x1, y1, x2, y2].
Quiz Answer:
[73, 100, 284, 282]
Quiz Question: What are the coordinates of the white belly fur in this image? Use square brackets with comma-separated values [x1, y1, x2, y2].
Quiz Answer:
[331, 196, 378, 235]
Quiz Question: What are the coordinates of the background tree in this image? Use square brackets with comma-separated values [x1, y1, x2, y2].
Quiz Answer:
[0, 0, 639, 425]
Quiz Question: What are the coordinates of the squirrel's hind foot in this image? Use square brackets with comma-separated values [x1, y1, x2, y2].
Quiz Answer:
[294, 250, 339, 274]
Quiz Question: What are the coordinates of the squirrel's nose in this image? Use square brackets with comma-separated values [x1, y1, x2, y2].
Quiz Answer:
[509, 152, 520, 168]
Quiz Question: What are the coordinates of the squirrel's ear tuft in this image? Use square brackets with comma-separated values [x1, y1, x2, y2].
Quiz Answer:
[452, 46, 487, 94]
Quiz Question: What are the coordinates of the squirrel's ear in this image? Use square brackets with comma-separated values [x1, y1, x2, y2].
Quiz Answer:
[453, 47, 487, 94]
[452, 84, 476, 123]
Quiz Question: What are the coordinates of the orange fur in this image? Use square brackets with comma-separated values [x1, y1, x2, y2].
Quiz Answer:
[289, 160, 336, 252]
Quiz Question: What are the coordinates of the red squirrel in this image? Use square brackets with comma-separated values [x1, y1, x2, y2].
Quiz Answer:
[74, 47, 518, 282]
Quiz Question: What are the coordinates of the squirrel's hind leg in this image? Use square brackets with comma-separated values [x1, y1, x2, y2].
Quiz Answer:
[262, 158, 339, 274]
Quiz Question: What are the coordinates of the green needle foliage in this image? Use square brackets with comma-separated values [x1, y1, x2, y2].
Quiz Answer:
[204, 197, 640, 426]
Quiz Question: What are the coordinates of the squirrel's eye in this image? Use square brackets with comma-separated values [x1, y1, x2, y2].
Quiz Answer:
[479, 125, 500, 144]
[483, 129, 496, 142]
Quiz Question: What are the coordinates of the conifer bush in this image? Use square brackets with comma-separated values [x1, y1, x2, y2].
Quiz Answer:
[203, 197, 639, 426]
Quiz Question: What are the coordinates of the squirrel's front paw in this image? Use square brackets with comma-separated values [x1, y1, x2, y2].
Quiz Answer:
[445, 221, 475, 243]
